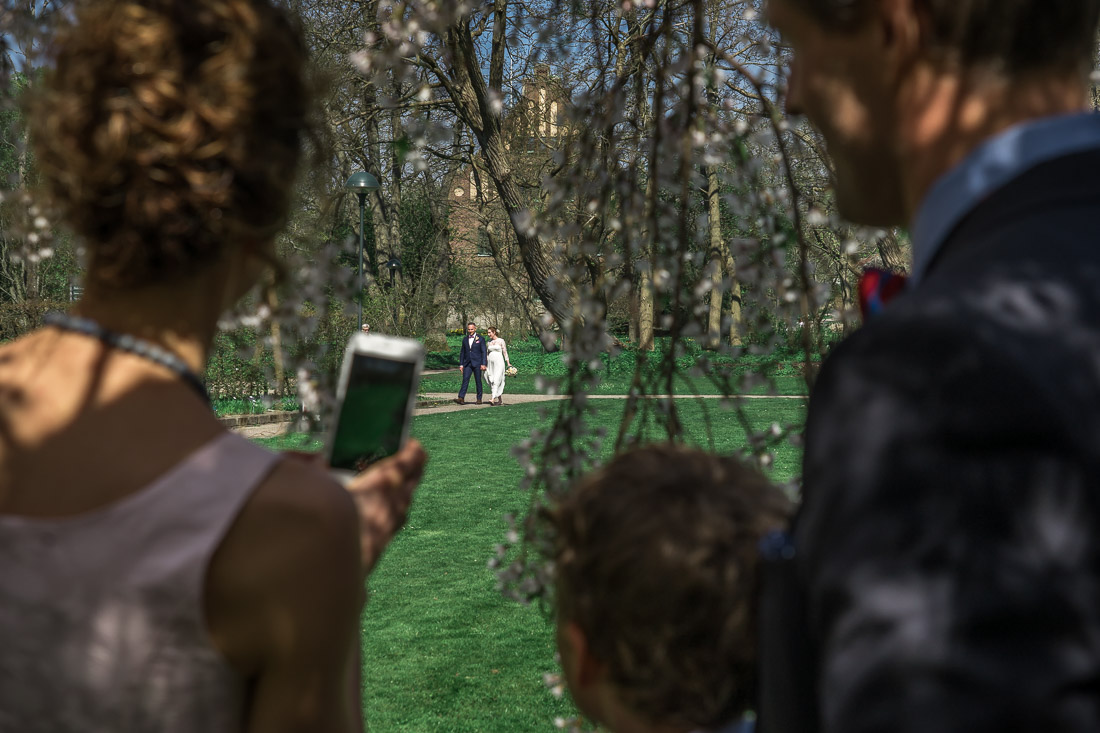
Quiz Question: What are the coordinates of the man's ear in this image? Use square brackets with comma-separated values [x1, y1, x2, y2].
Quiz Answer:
[878, 0, 930, 75]
[563, 621, 606, 688]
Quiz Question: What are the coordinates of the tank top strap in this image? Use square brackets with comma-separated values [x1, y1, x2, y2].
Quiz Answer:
[0, 431, 281, 587]
[127, 431, 281, 587]
[0, 432, 282, 732]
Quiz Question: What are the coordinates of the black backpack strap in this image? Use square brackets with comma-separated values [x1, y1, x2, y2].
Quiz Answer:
[757, 530, 818, 733]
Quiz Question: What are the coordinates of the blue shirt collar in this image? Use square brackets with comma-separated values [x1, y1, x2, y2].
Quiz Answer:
[693, 717, 754, 733]
[909, 111, 1100, 285]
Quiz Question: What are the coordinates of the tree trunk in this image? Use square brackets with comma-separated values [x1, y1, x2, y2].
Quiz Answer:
[425, 275, 450, 351]
[629, 292, 640, 342]
[627, 260, 640, 343]
[387, 70, 404, 266]
[876, 229, 907, 272]
[700, 25, 743, 349]
[23, 258, 37, 301]
[440, 22, 573, 331]
[423, 201, 453, 352]
[358, 0, 391, 284]
[484, 220, 544, 336]
[0, 232, 25, 303]
[267, 284, 285, 394]
[704, 166, 724, 349]
[633, 7, 656, 351]
[17, 131, 35, 302]
[705, 250, 723, 349]
[724, 248, 743, 347]
[638, 265, 654, 351]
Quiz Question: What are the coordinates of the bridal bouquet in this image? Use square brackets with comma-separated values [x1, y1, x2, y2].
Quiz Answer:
[505, 365, 518, 377]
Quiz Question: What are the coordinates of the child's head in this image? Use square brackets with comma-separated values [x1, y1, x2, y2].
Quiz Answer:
[549, 444, 791, 732]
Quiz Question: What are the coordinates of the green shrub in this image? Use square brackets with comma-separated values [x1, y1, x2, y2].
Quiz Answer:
[424, 349, 459, 370]
[0, 300, 69, 341]
[286, 306, 357, 386]
[212, 395, 300, 416]
[204, 329, 271, 399]
[206, 305, 357, 400]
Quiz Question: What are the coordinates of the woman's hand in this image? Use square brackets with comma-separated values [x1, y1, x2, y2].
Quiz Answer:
[345, 440, 427, 573]
[280, 442, 427, 573]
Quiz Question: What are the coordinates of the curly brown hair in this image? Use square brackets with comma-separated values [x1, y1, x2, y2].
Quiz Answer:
[29, 0, 314, 289]
[549, 445, 792, 730]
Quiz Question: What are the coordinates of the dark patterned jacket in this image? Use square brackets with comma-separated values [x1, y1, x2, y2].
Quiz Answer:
[760, 148, 1100, 733]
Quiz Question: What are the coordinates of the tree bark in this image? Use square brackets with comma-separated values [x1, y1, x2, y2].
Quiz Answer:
[632, 8, 655, 351]
[704, 165, 724, 349]
[386, 69, 404, 266]
[358, 0, 392, 284]
[267, 284, 285, 394]
[438, 20, 574, 331]
[638, 265, 655, 351]
[701, 22, 742, 348]
[724, 247, 743, 347]
[17, 124, 35, 302]
[876, 229, 907, 272]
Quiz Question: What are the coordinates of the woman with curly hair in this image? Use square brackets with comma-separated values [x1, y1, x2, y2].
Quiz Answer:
[0, 2, 425, 731]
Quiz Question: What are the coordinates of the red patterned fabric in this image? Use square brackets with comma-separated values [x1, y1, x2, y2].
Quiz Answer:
[857, 268, 908, 320]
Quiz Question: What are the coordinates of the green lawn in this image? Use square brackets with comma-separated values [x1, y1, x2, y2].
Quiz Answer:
[421, 335, 819, 398]
[254, 397, 805, 731]
[418, 371, 810, 397]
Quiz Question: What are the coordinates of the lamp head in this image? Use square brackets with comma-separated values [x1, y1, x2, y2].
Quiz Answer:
[344, 171, 380, 192]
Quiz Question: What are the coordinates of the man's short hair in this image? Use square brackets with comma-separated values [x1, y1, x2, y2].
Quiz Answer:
[548, 444, 791, 730]
[467, 321, 476, 327]
[791, 0, 1100, 75]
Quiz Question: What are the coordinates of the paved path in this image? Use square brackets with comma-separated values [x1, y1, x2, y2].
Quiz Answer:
[233, 421, 301, 439]
[413, 392, 806, 416]
[229, 391, 807, 436]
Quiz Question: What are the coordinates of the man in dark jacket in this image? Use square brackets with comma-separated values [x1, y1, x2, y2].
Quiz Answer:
[760, 1, 1100, 732]
[455, 321, 488, 405]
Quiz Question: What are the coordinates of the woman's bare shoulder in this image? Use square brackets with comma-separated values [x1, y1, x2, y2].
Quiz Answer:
[204, 456, 361, 673]
[213, 457, 360, 605]
[240, 458, 359, 550]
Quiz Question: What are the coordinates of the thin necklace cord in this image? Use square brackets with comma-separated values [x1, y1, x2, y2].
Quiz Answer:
[43, 312, 211, 407]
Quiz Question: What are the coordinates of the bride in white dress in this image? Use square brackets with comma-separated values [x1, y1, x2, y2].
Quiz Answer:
[485, 327, 512, 406]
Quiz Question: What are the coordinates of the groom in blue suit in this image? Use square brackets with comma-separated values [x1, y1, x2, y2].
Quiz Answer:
[454, 321, 487, 405]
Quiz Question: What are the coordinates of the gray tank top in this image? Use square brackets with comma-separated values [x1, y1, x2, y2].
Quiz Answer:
[0, 432, 279, 732]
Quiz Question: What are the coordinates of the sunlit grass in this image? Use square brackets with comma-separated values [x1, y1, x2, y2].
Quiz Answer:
[253, 397, 803, 730]
[417, 371, 810, 397]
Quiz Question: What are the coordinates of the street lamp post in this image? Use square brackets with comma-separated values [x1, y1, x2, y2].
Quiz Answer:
[385, 257, 401, 326]
[344, 171, 381, 329]
[385, 257, 401, 288]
